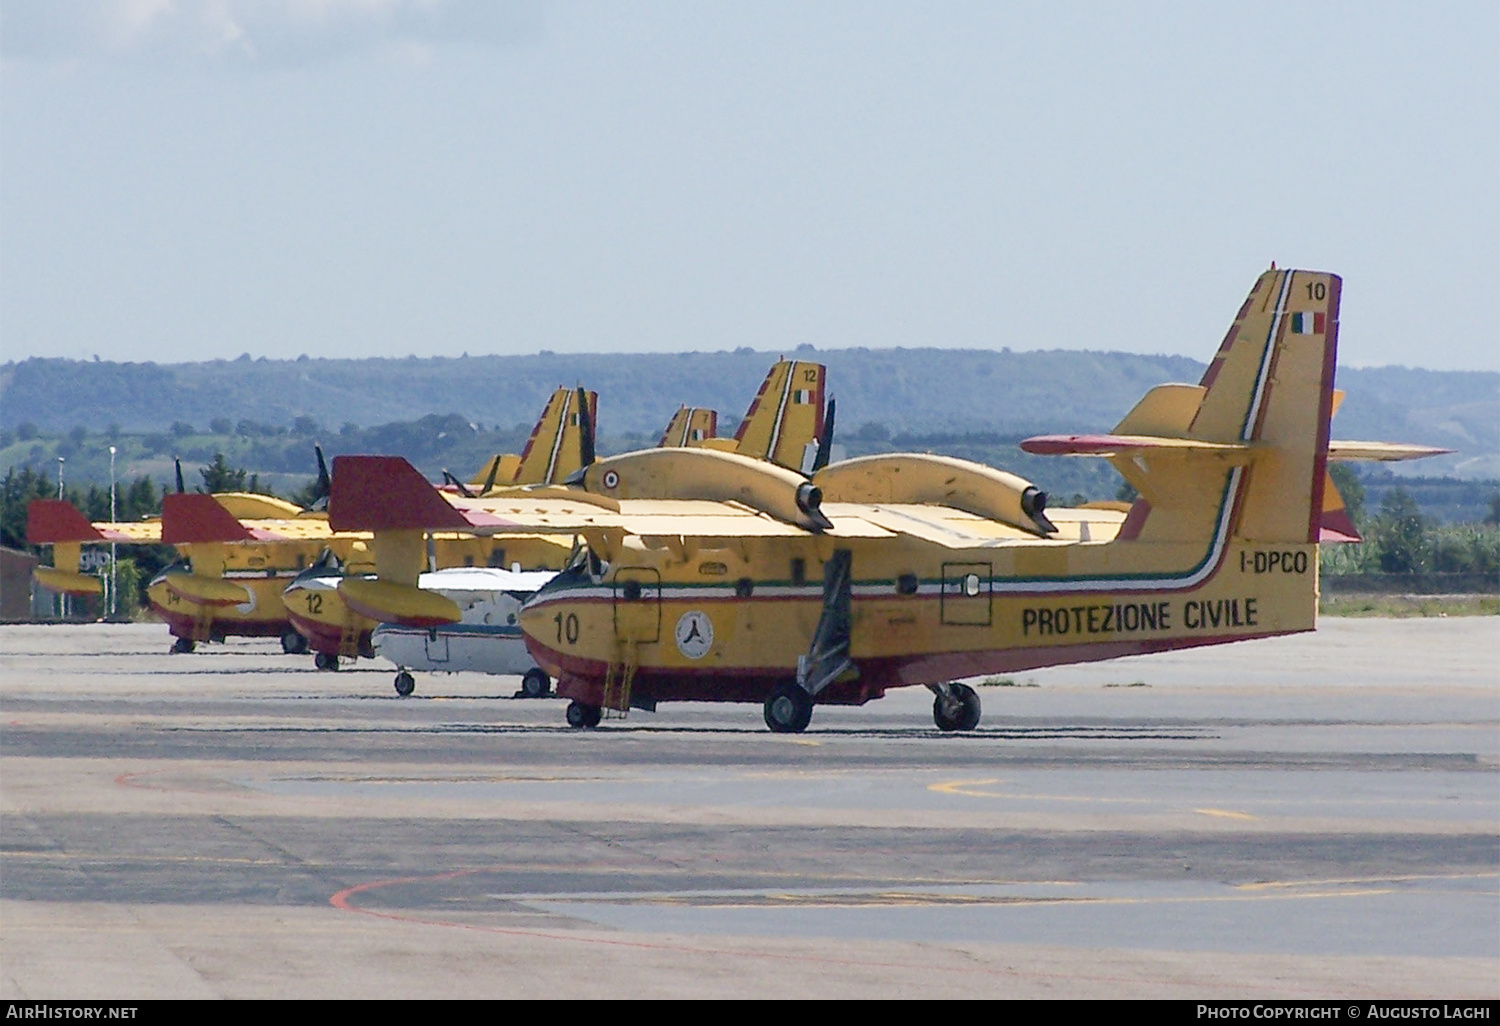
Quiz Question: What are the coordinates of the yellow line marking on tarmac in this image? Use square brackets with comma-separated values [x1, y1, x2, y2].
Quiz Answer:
[927, 778, 1155, 804]
[1, 851, 290, 866]
[525, 887, 1403, 911]
[1194, 807, 1256, 820]
[928, 778, 1001, 797]
[1235, 871, 1499, 892]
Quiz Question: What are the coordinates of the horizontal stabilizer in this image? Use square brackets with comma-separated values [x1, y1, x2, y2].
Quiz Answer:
[1328, 441, 1453, 462]
[27, 500, 114, 544]
[162, 494, 270, 544]
[329, 456, 517, 533]
[1020, 434, 1257, 461]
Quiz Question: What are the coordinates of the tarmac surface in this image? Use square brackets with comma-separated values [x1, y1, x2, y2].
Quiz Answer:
[1, 618, 1496, 999]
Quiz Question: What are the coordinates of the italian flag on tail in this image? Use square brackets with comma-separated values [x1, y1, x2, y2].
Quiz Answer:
[1290, 311, 1326, 334]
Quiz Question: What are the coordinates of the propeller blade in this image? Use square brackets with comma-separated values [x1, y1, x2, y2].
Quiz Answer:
[174, 458, 186, 494]
[302, 444, 333, 512]
[442, 470, 475, 498]
[812, 396, 836, 472]
[314, 444, 331, 498]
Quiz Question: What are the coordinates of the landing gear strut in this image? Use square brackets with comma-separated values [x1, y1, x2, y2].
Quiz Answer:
[930, 682, 981, 732]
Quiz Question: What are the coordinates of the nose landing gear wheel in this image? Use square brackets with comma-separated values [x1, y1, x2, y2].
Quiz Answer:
[763, 682, 814, 733]
[394, 671, 415, 697]
[566, 701, 602, 729]
[171, 637, 195, 654]
[314, 652, 340, 671]
[933, 682, 981, 732]
[280, 629, 308, 655]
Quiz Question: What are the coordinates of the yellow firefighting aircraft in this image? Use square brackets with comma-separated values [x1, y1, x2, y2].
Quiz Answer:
[326, 267, 1445, 732]
[658, 359, 835, 474]
[282, 388, 595, 668]
[151, 491, 361, 653]
[25, 484, 347, 654]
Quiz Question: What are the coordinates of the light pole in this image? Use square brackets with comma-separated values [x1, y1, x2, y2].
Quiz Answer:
[109, 446, 118, 619]
[56, 456, 65, 618]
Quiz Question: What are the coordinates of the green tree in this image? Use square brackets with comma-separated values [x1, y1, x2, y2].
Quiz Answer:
[199, 453, 248, 493]
[1370, 486, 1429, 573]
[111, 558, 142, 619]
[1328, 463, 1366, 526]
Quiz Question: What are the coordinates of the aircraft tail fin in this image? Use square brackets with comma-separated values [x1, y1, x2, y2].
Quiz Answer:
[1022, 268, 1342, 546]
[733, 359, 827, 474]
[26, 499, 108, 545]
[328, 454, 493, 594]
[161, 493, 259, 544]
[658, 406, 719, 448]
[513, 386, 600, 485]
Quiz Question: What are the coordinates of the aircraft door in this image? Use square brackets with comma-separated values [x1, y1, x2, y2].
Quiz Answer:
[941, 562, 992, 626]
[425, 628, 450, 663]
[612, 568, 661, 643]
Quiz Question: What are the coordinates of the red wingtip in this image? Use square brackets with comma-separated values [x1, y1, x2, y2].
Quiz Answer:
[162, 494, 257, 544]
[329, 456, 475, 533]
[26, 500, 107, 544]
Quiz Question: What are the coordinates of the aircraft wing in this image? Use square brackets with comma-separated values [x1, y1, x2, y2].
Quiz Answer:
[329, 456, 1126, 551]
[160, 493, 350, 544]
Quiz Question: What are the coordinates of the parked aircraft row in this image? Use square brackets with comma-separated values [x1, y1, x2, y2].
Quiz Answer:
[27, 268, 1447, 731]
[28, 359, 834, 697]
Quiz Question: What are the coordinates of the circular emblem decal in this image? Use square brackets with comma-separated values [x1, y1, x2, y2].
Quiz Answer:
[602, 470, 620, 490]
[674, 611, 714, 659]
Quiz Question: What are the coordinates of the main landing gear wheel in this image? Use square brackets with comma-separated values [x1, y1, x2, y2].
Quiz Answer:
[566, 701, 602, 729]
[314, 652, 340, 671]
[393, 671, 415, 697]
[171, 637, 195, 654]
[280, 629, 308, 655]
[763, 682, 814, 734]
[521, 668, 551, 699]
[933, 682, 981, 732]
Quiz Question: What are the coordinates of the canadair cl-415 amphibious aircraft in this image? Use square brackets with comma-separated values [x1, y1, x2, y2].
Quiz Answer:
[321, 268, 1441, 731]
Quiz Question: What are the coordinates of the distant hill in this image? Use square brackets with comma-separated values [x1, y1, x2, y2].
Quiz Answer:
[3, 349, 1495, 478]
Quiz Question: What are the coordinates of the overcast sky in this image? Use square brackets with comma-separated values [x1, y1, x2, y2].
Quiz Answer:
[2, 1, 1496, 371]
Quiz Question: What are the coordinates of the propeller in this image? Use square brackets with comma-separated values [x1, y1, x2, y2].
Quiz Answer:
[480, 455, 502, 495]
[441, 470, 475, 498]
[811, 396, 837, 472]
[302, 444, 333, 512]
[174, 458, 186, 494]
